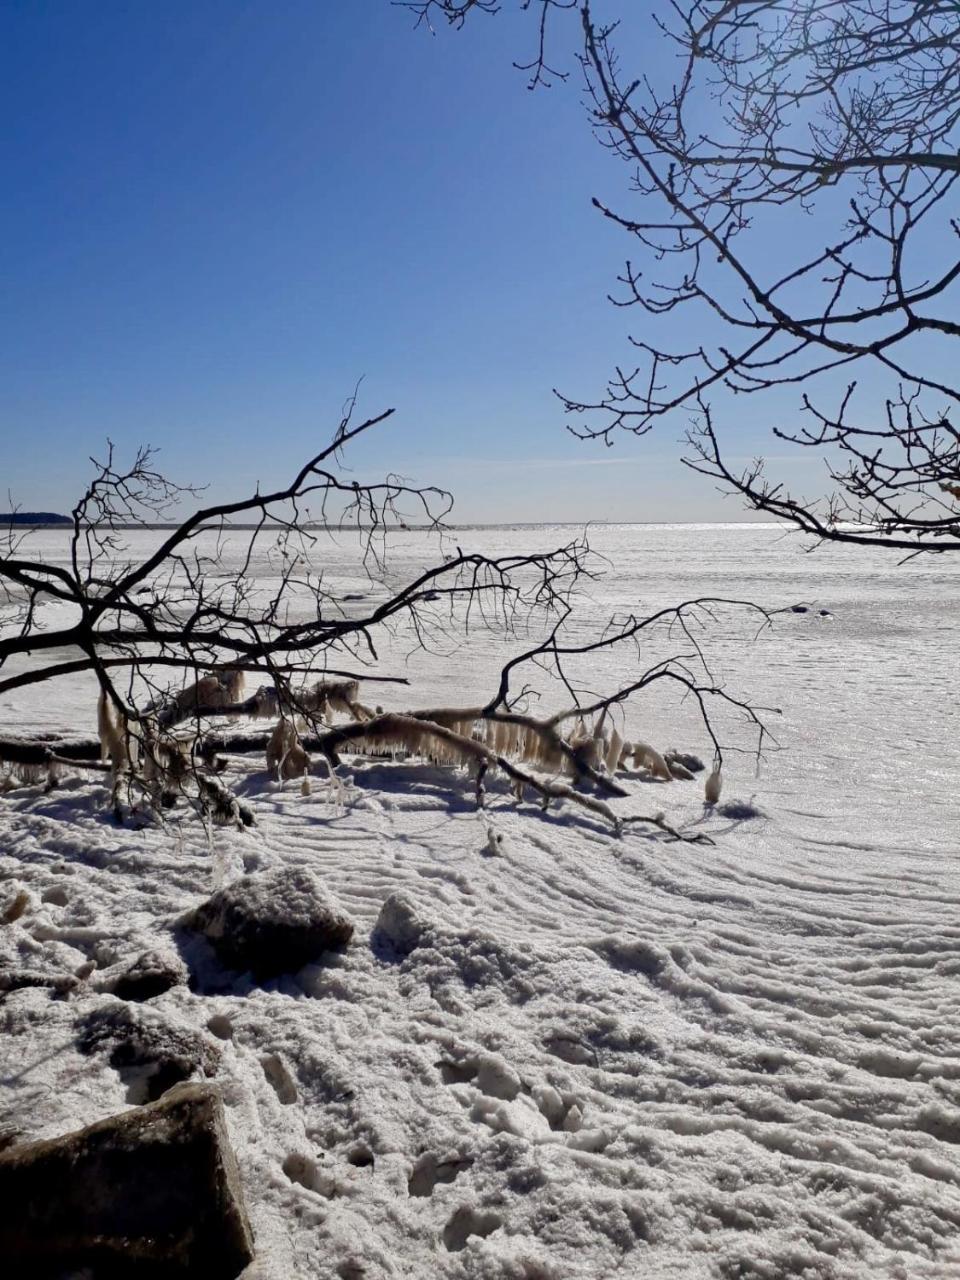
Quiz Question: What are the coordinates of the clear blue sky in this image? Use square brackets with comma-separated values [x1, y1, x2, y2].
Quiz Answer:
[0, 1, 814, 523]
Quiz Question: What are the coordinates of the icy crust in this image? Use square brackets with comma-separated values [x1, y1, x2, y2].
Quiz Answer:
[1, 767, 960, 1280]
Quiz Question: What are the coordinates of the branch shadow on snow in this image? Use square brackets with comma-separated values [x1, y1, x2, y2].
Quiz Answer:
[689, 796, 768, 840]
[232, 759, 637, 837]
[343, 761, 631, 837]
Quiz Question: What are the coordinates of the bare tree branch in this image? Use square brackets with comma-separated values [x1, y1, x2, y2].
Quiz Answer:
[414, 0, 960, 550]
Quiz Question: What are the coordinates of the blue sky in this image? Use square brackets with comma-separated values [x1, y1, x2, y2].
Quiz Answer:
[0, 1, 822, 522]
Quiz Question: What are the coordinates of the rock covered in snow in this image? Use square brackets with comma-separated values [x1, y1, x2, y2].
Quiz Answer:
[664, 749, 705, 775]
[107, 948, 188, 1001]
[185, 867, 354, 978]
[0, 1081, 253, 1278]
[373, 891, 432, 957]
[77, 1001, 221, 1102]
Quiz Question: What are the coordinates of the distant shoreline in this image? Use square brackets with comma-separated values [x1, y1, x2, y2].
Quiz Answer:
[1, 513, 71, 526]
[3, 519, 788, 532]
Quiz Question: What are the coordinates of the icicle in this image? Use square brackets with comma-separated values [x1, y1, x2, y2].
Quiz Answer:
[705, 769, 722, 805]
[632, 741, 672, 781]
[605, 728, 623, 775]
[331, 773, 345, 815]
[97, 691, 112, 762]
[11, 762, 45, 786]
[645, 746, 672, 782]
[219, 667, 245, 701]
[266, 718, 311, 780]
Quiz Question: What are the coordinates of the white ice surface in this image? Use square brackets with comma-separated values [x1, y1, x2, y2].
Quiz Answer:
[1, 524, 959, 1278]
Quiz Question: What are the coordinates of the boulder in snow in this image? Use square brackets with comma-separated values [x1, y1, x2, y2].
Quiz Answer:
[0, 1081, 253, 1278]
[186, 867, 354, 978]
[664, 750, 705, 775]
[77, 1001, 221, 1102]
[110, 948, 188, 1001]
[373, 891, 431, 957]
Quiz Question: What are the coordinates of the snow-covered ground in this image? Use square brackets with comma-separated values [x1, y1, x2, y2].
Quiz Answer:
[2, 523, 959, 1278]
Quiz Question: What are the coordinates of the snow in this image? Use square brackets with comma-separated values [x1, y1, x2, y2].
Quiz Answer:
[1, 523, 959, 1278]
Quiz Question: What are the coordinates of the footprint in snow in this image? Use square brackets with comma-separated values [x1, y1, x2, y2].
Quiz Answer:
[345, 1143, 375, 1169]
[261, 1053, 298, 1104]
[408, 1152, 474, 1197]
[442, 1205, 503, 1252]
[439, 1050, 585, 1132]
[282, 1152, 337, 1198]
[438, 1052, 521, 1100]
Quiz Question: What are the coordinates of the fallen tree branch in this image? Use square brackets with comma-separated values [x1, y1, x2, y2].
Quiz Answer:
[0, 714, 699, 839]
[315, 711, 625, 827]
[0, 737, 103, 766]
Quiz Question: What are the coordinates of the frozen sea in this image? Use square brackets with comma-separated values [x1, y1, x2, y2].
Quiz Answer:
[1, 522, 959, 1278]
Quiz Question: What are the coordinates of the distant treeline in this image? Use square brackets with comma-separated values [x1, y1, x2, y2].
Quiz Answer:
[1, 512, 71, 525]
